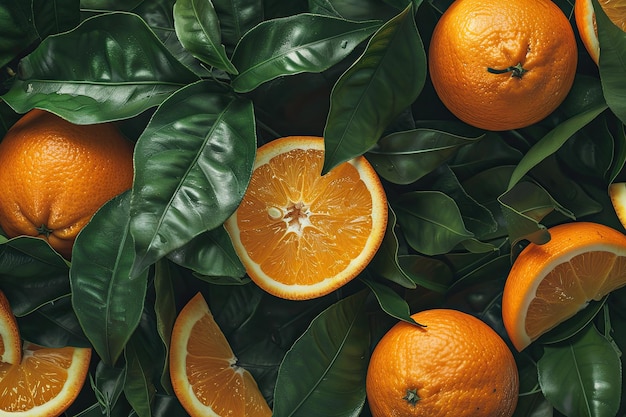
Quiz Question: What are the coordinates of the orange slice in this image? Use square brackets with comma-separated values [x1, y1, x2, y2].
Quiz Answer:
[609, 182, 626, 228]
[0, 292, 21, 365]
[169, 292, 272, 417]
[502, 221, 626, 351]
[575, 0, 626, 64]
[224, 136, 388, 300]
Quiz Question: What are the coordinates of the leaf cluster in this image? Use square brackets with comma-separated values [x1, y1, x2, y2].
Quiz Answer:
[0, 0, 625, 416]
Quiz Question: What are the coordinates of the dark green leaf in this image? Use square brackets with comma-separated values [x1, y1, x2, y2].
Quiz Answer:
[397, 254, 453, 293]
[507, 103, 608, 190]
[393, 191, 474, 256]
[367, 128, 483, 184]
[323, 2, 427, 172]
[124, 329, 158, 417]
[153, 260, 177, 394]
[71, 192, 148, 366]
[166, 226, 245, 278]
[273, 291, 370, 417]
[212, 0, 264, 52]
[2, 12, 198, 124]
[33, 0, 80, 39]
[173, 0, 238, 74]
[231, 14, 380, 93]
[92, 361, 128, 415]
[595, 0, 626, 125]
[361, 275, 419, 325]
[129, 80, 256, 277]
[538, 323, 621, 417]
[0, 1, 39, 67]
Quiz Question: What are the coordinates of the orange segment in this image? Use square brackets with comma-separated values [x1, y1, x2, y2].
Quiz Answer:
[0, 292, 21, 365]
[502, 222, 626, 351]
[575, 0, 626, 64]
[170, 292, 271, 417]
[224, 136, 388, 300]
[0, 342, 92, 416]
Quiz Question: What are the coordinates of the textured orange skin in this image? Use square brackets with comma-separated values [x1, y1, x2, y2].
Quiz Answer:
[428, 0, 577, 131]
[502, 221, 626, 351]
[366, 309, 519, 417]
[575, 0, 626, 64]
[0, 109, 134, 259]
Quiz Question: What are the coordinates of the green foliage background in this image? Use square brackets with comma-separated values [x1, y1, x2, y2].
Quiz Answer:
[0, 0, 625, 415]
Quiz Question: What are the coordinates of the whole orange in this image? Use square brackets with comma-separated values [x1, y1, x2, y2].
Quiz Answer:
[0, 109, 134, 259]
[428, 0, 577, 131]
[366, 309, 519, 417]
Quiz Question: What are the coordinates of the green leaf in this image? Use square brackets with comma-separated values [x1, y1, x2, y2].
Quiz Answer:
[397, 254, 453, 293]
[273, 291, 370, 417]
[124, 337, 155, 417]
[367, 128, 484, 184]
[166, 226, 245, 278]
[92, 361, 128, 415]
[129, 80, 256, 277]
[212, 0, 264, 52]
[361, 275, 419, 325]
[153, 261, 177, 394]
[393, 191, 474, 256]
[538, 323, 622, 417]
[0, 1, 39, 67]
[71, 191, 148, 366]
[32, 0, 80, 39]
[595, 0, 626, 125]
[507, 103, 608, 190]
[323, 2, 427, 172]
[2, 12, 198, 124]
[173, 0, 238, 74]
[231, 14, 380, 93]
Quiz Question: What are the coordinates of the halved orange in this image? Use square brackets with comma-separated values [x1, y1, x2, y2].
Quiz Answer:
[224, 136, 388, 300]
[575, 0, 626, 64]
[169, 292, 272, 417]
[0, 292, 21, 365]
[502, 221, 626, 351]
[609, 182, 626, 228]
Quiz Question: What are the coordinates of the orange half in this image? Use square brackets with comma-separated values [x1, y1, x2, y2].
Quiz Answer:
[0, 292, 20, 365]
[169, 292, 272, 417]
[224, 136, 388, 300]
[502, 221, 626, 351]
[575, 0, 626, 64]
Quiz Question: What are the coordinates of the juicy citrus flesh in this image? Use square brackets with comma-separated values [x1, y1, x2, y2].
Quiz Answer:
[0, 109, 134, 259]
[366, 309, 519, 417]
[575, 0, 626, 64]
[609, 182, 626, 229]
[224, 136, 388, 300]
[0, 292, 20, 365]
[0, 342, 92, 416]
[502, 222, 626, 351]
[428, 0, 577, 131]
[170, 293, 272, 417]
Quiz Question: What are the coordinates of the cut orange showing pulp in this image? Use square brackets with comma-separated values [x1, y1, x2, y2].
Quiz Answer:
[575, 0, 626, 64]
[0, 290, 92, 416]
[0, 291, 21, 365]
[169, 292, 272, 417]
[224, 136, 388, 300]
[502, 221, 626, 351]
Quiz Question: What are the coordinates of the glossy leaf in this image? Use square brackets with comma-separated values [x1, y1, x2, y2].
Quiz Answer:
[33, 0, 80, 39]
[538, 323, 621, 417]
[2, 12, 198, 124]
[367, 128, 484, 184]
[71, 192, 148, 366]
[596, 0, 626, 125]
[92, 361, 128, 415]
[173, 0, 238, 74]
[0, 1, 39, 67]
[212, 0, 264, 52]
[231, 14, 380, 92]
[397, 254, 453, 293]
[129, 80, 256, 277]
[361, 275, 419, 325]
[393, 191, 474, 256]
[153, 260, 177, 394]
[273, 291, 370, 417]
[166, 226, 245, 278]
[124, 337, 156, 417]
[323, 2, 427, 172]
[507, 103, 608, 190]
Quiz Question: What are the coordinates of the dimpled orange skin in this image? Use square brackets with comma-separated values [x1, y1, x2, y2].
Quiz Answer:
[366, 309, 519, 417]
[428, 0, 577, 131]
[0, 109, 134, 259]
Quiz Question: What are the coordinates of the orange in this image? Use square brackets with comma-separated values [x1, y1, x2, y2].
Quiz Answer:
[0, 291, 20, 365]
[0, 290, 92, 416]
[609, 182, 626, 228]
[428, 0, 578, 131]
[224, 136, 388, 300]
[575, 0, 626, 64]
[366, 309, 519, 417]
[502, 221, 626, 351]
[0, 109, 134, 259]
[169, 292, 272, 417]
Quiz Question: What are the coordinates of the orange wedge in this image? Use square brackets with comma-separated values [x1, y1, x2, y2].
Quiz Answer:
[609, 182, 626, 229]
[224, 136, 388, 300]
[169, 292, 272, 417]
[575, 0, 626, 64]
[502, 221, 626, 351]
[0, 292, 21, 365]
